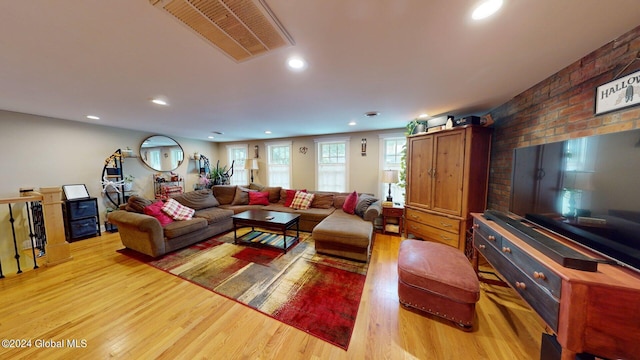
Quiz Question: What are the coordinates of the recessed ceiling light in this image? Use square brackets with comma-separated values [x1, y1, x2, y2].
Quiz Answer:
[472, 0, 503, 20]
[151, 98, 168, 106]
[208, 136, 214, 139]
[364, 111, 380, 117]
[418, 113, 429, 119]
[349, 121, 357, 126]
[287, 56, 307, 71]
[86, 115, 100, 120]
[265, 130, 272, 134]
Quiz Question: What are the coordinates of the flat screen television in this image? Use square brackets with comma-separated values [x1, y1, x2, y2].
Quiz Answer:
[510, 128, 640, 273]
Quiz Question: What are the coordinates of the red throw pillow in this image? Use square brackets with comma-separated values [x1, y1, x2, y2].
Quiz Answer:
[284, 189, 306, 207]
[249, 191, 270, 205]
[143, 201, 174, 226]
[342, 191, 358, 214]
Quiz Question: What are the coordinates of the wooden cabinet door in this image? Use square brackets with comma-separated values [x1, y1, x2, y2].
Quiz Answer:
[431, 130, 465, 216]
[407, 135, 434, 208]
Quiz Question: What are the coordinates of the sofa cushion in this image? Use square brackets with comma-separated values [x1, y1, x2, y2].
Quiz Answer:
[212, 185, 238, 205]
[162, 198, 195, 220]
[163, 217, 208, 239]
[171, 189, 219, 210]
[311, 192, 334, 209]
[249, 191, 270, 205]
[342, 191, 358, 214]
[232, 186, 255, 205]
[264, 186, 282, 203]
[355, 194, 378, 218]
[143, 201, 174, 226]
[248, 183, 264, 191]
[290, 191, 315, 210]
[194, 207, 234, 224]
[125, 195, 153, 213]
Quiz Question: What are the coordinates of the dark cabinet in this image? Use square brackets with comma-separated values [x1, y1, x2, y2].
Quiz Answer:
[63, 198, 101, 241]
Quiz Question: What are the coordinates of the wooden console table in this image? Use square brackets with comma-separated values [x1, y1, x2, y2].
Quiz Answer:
[472, 213, 640, 360]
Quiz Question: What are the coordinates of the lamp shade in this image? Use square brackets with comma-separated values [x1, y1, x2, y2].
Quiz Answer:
[382, 169, 399, 184]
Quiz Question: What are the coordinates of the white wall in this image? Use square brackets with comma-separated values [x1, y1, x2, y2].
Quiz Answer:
[0, 110, 218, 273]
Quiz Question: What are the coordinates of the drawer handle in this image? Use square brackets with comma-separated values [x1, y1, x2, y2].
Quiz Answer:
[488, 235, 496, 241]
[515, 281, 527, 290]
[410, 225, 418, 230]
[478, 244, 486, 249]
[533, 271, 546, 280]
[439, 235, 451, 240]
[440, 222, 452, 227]
[502, 246, 511, 253]
[472, 223, 479, 229]
[410, 214, 419, 219]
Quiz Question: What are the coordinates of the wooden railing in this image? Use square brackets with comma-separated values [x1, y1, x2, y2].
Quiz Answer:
[0, 187, 72, 277]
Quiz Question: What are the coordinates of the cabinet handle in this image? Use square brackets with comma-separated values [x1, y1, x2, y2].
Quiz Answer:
[410, 225, 418, 230]
[533, 271, 546, 280]
[478, 244, 486, 249]
[439, 234, 451, 240]
[440, 222, 452, 227]
[410, 214, 419, 219]
[502, 246, 511, 253]
[488, 235, 496, 241]
[515, 282, 527, 290]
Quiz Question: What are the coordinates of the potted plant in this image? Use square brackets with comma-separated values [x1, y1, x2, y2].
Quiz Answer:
[406, 119, 427, 135]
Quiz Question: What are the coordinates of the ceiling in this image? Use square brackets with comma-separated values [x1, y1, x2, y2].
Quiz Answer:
[1, 1, 639, 142]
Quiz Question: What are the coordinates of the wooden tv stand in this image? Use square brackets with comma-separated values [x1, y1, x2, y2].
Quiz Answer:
[472, 213, 640, 360]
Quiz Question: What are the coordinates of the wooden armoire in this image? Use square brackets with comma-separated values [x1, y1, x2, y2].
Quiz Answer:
[404, 125, 492, 252]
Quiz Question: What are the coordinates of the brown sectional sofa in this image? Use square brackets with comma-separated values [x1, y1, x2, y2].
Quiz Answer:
[107, 184, 381, 261]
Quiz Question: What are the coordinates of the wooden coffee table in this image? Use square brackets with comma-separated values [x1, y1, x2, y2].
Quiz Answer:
[231, 210, 301, 253]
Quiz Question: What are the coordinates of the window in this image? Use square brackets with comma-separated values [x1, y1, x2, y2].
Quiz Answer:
[316, 138, 349, 192]
[267, 142, 292, 188]
[379, 134, 406, 205]
[226, 144, 248, 185]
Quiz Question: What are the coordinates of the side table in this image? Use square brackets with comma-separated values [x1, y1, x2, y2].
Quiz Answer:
[382, 206, 404, 235]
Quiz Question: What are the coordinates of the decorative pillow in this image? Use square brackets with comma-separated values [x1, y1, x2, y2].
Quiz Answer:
[249, 191, 270, 206]
[342, 191, 358, 214]
[231, 186, 255, 205]
[290, 191, 315, 210]
[311, 193, 335, 209]
[282, 189, 306, 207]
[125, 195, 153, 213]
[161, 198, 195, 220]
[248, 183, 265, 191]
[143, 201, 174, 226]
[355, 194, 378, 217]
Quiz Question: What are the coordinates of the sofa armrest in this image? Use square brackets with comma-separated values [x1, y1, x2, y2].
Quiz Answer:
[363, 200, 382, 222]
[107, 210, 166, 257]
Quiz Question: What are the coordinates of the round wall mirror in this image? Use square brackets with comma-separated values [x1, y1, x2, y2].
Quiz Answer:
[140, 135, 184, 172]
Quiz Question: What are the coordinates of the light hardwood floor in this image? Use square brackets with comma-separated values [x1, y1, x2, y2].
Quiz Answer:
[0, 232, 546, 359]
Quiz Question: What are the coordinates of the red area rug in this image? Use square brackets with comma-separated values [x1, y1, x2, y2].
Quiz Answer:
[122, 229, 368, 349]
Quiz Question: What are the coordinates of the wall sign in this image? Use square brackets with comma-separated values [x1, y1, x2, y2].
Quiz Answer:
[595, 69, 640, 115]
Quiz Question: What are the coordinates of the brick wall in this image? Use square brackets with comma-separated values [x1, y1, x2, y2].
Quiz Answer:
[487, 25, 640, 212]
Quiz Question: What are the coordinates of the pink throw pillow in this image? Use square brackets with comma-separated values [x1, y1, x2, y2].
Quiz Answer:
[143, 201, 174, 226]
[342, 191, 358, 214]
[249, 191, 270, 205]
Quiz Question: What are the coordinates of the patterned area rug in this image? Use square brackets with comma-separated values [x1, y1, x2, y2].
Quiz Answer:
[124, 229, 368, 349]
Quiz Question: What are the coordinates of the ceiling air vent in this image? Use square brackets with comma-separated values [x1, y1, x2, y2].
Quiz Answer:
[150, 0, 294, 62]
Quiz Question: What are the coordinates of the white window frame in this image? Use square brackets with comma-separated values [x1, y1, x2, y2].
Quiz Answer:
[226, 144, 248, 185]
[266, 141, 292, 188]
[315, 137, 350, 192]
[379, 133, 406, 205]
